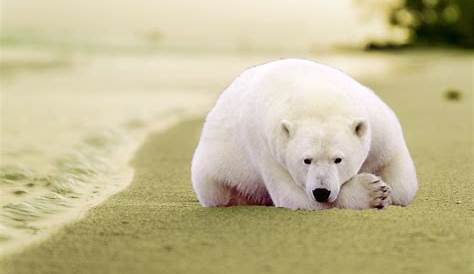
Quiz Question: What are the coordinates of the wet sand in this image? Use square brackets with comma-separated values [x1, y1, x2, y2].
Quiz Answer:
[0, 51, 219, 253]
[0, 51, 472, 274]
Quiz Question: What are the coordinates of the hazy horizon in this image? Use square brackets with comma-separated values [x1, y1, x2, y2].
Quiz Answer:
[2, 0, 404, 51]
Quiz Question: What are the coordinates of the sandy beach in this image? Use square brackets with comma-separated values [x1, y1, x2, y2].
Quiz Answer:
[1, 50, 472, 274]
[0, 48, 419, 253]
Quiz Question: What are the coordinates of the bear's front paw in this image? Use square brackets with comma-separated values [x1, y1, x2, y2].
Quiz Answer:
[336, 173, 392, 210]
[359, 173, 392, 209]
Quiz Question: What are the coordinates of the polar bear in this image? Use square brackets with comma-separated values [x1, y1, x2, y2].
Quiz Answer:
[191, 59, 418, 210]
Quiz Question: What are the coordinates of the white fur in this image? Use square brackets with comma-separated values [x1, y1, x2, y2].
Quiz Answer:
[191, 59, 418, 210]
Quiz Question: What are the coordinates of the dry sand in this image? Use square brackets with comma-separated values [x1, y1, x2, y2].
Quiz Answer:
[0, 51, 472, 274]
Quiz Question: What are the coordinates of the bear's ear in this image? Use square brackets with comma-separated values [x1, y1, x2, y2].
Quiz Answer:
[353, 119, 367, 137]
[281, 120, 294, 138]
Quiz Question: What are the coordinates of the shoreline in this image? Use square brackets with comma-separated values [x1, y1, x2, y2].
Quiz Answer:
[1, 48, 222, 255]
[0, 114, 198, 257]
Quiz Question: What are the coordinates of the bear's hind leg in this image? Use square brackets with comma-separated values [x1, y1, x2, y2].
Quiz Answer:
[192, 173, 232, 207]
[192, 176, 273, 207]
[227, 185, 274, 206]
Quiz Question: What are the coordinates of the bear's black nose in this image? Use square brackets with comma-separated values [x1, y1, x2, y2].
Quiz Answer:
[313, 188, 331, 202]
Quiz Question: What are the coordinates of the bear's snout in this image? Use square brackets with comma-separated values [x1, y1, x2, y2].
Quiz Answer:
[312, 188, 331, 202]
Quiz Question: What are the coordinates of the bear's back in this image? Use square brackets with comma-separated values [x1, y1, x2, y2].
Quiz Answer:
[238, 59, 372, 123]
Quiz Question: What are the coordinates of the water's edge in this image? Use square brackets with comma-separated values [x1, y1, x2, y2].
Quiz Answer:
[0, 115, 196, 257]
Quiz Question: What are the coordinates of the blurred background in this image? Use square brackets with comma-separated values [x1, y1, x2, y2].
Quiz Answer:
[0, 0, 473, 257]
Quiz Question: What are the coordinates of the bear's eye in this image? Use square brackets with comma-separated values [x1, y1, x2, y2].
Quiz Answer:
[303, 158, 312, 165]
[334, 158, 342, 164]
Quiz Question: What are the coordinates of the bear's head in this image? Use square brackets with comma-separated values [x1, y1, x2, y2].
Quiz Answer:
[280, 117, 371, 203]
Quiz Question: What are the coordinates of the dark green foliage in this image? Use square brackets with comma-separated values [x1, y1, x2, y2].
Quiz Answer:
[390, 0, 474, 48]
[444, 89, 462, 101]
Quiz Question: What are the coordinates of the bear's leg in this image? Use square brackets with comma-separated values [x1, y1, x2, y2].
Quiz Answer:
[335, 173, 392, 209]
[192, 172, 232, 207]
[261, 163, 329, 210]
[377, 151, 418, 206]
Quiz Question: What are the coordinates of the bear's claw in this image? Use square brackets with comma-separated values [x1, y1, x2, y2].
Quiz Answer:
[335, 173, 393, 210]
[352, 173, 392, 209]
[368, 178, 392, 209]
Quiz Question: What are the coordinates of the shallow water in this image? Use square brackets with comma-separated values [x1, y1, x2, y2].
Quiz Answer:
[1, 43, 472, 255]
[0, 50, 226, 254]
